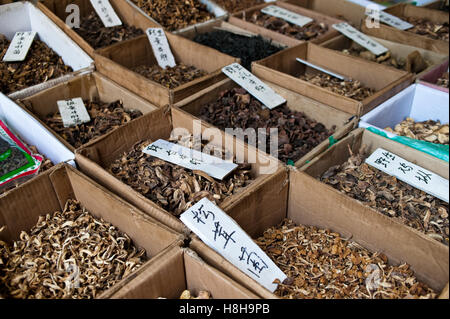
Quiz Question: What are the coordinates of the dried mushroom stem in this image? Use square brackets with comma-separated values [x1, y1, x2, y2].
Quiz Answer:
[403, 17, 449, 41]
[179, 290, 212, 299]
[43, 99, 143, 149]
[385, 118, 449, 145]
[257, 219, 437, 299]
[320, 145, 449, 245]
[0, 200, 146, 299]
[108, 138, 254, 216]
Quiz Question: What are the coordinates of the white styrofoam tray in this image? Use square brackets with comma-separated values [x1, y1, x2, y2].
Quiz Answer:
[0, 2, 94, 99]
[0, 92, 75, 168]
[359, 83, 449, 138]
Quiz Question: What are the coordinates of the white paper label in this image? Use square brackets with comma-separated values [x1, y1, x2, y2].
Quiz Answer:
[2, 31, 36, 62]
[90, 0, 122, 27]
[180, 198, 287, 292]
[366, 9, 414, 30]
[222, 63, 286, 110]
[261, 5, 313, 27]
[365, 148, 449, 203]
[142, 139, 237, 180]
[333, 22, 389, 56]
[146, 28, 176, 69]
[57, 98, 91, 128]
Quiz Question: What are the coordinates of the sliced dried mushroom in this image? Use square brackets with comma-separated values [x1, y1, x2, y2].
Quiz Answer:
[385, 118, 449, 145]
[256, 219, 437, 299]
[0, 200, 146, 299]
[402, 17, 449, 41]
[179, 290, 212, 299]
[320, 146, 449, 245]
[436, 72, 449, 88]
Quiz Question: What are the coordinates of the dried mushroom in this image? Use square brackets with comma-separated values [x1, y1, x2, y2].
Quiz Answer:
[385, 118, 449, 145]
[132, 63, 208, 89]
[214, 0, 265, 13]
[43, 99, 143, 148]
[299, 73, 375, 101]
[0, 34, 73, 95]
[179, 290, 212, 299]
[437, 71, 449, 88]
[0, 200, 146, 299]
[199, 87, 335, 163]
[246, 11, 328, 41]
[130, 0, 214, 31]
[108, 138, 254, 216]
[74, 12, 144, 49]
[320, 146, 449, 245]
[257, 219, 437, 299]
[402, 17, 449, 41]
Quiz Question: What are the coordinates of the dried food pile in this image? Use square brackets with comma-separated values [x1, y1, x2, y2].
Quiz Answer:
[199, 88, 335, 163]
[385, 118, 449, 144]
[109, 138, 254, 216]
[437, 71, 449, 88]
[256, 219, 437, 299]
[43, 99, 143, 148]
[320, 146, 449, 245]
[0, 200, 146, 299]
[193, 30, 283, 70]
[132, 63, 208, 89]
[130, 0, 214, 31]
[179, 290, 212, 299]
[402, 17, 449, 41]
[0, 34, 73, 95]
[299, 73, 375, 101]
[74, 12, 143, 49]
[246, 11, 328, 41]
[214, 0, 265, 13]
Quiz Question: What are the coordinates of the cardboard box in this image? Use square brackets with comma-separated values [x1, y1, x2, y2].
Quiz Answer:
[16, 71, 159, 152]
[37, 0, 159, 58]
[75, 107, 288, 237]
[0, 163, 184, 298]
[110, 246, 259, 299]
[419, 59, 449, 93]
[321, 34, 448, 80]
[252, 42, 413, 116]
[94, 33, 238, 107]
[175, 78, 358, 168]
[359, 83, 449, 142]
[228, 1, 343, 47]
[0, 2, 94, 99]
[361, 4, 449, 55]
[191, 129, 449, 299]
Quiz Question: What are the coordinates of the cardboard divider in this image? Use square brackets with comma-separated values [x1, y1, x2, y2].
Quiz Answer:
[174, 78, 357, 168]
[37, 0, 159, 58]
[418, 59, 449, 93]
[110, 246, 259, 299]
[361, 4, 449, 55]
[94, 32, 238, 107]
[0, 163, 184, 298]
[0, 2, 94, 100]
[190, 130, 449, 298]
[252, 42, 414, 116]
[228, 1, 343, 47]
[321, 35, 449, 80]
[75, 107, 288, 236]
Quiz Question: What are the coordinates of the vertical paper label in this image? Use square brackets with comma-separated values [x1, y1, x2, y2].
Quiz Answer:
[366, 9, 414, 30]
[2, 31, 36, 62]
[180, 198, 287, 292]
[365, 148, 449, 203]
[90, 0, 122, 27]
[261, 5, 313, 27]
[142, 139, 237, 180]
[57, 98, 91, 128]
[222, 63, 286, 110]
[146, 28, 176, 69]
[333, 22, 389, 56]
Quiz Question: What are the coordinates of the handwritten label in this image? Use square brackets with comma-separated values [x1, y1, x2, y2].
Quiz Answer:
[366, 9, 414, 30]
[180, 198, 287, 292]
[146, 28, 176, 69]
[90, 0, 122, 27]
[2, 32, 36, 62]
[333, 22, 388, 56]
[57, 98, 91, 128]
[261, 5, 313, 27]
[222, 63, 286, 110]
[142, 139, 237, 180]
[366, 148, 449, 203]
